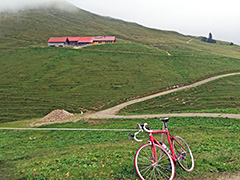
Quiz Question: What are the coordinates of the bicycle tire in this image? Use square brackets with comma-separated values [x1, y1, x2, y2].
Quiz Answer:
[172, 136, 194, 172]
[134, 143, 175, 180]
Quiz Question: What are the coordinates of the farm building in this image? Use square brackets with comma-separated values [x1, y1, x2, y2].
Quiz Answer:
[47, 36, 116, 47]
[92, 36, 116, 45]
[68, 37, 81, 46]
[77, 37, 93, 46]
[48, 37, 69, 47]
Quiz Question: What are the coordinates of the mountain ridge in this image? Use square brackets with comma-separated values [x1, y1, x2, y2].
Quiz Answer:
[0, 1, 239, 59]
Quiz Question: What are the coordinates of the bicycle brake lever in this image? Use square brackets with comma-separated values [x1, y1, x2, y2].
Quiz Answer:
[128, 133, 134, 142]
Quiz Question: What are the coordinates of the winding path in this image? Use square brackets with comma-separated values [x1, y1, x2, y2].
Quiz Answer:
[87, 72, 240, 119]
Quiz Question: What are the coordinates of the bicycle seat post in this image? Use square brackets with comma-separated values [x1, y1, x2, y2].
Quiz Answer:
[161, 122, 166, 145]
[161, 118, 169, 129]
[162, 121, 166, 129]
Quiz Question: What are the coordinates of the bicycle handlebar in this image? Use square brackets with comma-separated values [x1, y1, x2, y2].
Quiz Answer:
[129, 123, 153, 142]
[134, 129, 143, 142]
[128, 129, 143, 142]
[143, 123, 153, 133]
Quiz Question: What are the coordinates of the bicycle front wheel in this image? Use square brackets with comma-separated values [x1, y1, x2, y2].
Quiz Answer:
[134, 143, 175, 180]
[172, 136, 194, 172]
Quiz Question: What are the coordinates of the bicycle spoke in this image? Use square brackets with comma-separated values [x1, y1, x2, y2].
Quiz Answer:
[173, 136, 194, 172]
[142, 148, 153, 158]
[135, 144, 174, 180]
[133, 121, 194, 179]
[155, 166, 170, 179]
[158, 155, 169, 162]
[140, 164, 153, 177]
[138, 155, 153, 163]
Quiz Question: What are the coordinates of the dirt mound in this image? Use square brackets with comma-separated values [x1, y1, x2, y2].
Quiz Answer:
[31, 109, 74, 127]
[41, 109, 74, 122]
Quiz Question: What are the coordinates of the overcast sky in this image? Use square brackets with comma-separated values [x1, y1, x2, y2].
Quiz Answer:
[1, 0, 239, 45]
[68, 0, 240, 45]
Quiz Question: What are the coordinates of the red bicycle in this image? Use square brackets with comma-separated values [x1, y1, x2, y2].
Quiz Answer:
[129, 118, 194, 180]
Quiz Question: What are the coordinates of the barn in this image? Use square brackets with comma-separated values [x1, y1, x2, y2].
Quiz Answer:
[92, 36, 116, 45]
[48, 36, 116, 47]
[48, 37, 69, 47]
[78, 37, 93, 46]
[68, 37, 81, 46]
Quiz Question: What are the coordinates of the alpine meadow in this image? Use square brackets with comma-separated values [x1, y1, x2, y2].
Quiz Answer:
[0, 1, 240, 180]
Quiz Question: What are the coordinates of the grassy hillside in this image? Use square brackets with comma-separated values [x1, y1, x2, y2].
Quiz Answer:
[120, 74, 240, 115]
[1, 3, 240, 180]
[0, 2, 240, 59]
[1, 117, 240, 179]
[0, 43, 240, 123]
[1, 2, 240, 122]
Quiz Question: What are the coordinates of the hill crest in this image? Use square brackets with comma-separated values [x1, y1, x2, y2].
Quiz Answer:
[0, 1, 239, 59]
[0, 0, 77, 13]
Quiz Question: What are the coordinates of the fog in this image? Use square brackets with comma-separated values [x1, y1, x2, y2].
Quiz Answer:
[0, 0, 67, 12]
[69, 0, 240, 45]
[1, 0, 239, 45]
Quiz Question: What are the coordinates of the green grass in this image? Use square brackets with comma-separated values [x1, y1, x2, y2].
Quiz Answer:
[84, 42, 164, 54]
[1, 4, 240, 59]
[1, 44, 240, 123]
[1, 3, 240, 180]
[120, 75, 240, 115]
[0, 117, 240, 179]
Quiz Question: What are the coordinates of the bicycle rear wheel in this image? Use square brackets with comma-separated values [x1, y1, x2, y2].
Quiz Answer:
[172, 136, 194, 172]
[134, 143, 175, 180]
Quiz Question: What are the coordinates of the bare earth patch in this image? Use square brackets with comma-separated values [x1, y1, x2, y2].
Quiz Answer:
[216, 172, 240, 180]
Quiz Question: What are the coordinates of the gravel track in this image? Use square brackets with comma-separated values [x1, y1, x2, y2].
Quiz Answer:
[88, 72, 240, 119]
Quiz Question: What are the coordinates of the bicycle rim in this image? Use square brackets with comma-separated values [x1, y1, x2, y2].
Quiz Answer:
[134, 143, 175, 180]
[172, 136, 194, 172]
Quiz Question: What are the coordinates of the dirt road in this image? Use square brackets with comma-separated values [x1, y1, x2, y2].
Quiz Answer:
[88, 72, 240, 119]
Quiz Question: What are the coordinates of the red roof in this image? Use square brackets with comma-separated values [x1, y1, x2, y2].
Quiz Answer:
[78, 37, 93, 43]
[93, 36, 116, 42]
[68, 37, 81, 42]
[48, 36, 116, 43]
[48, 37, 68, 43]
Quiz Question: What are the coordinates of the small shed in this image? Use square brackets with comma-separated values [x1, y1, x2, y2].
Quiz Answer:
[48, 37, 69, 47]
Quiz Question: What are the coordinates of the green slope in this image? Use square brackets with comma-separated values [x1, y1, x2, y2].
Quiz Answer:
[0, 2, 240, 59]
[120, 74, 240, 115]
[0, 44, 240, 122]
[1, 117, 240, 179]
[1, 2, 240, 123]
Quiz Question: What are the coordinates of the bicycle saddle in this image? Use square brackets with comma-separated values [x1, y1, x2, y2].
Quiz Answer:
[160, 118, 169, 122]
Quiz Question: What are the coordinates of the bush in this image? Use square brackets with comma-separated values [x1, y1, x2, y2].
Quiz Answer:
[207, 39, 216, 43]
[201, 37, 207, 42]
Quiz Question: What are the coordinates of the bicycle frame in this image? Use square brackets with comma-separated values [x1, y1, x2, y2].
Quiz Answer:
[149, 128, 187, 163]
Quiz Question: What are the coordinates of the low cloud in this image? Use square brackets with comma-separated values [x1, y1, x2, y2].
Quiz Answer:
[0, 0, 72, 12]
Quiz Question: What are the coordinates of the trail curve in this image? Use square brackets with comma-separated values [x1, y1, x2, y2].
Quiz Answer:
[87, 72, 240, 119]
